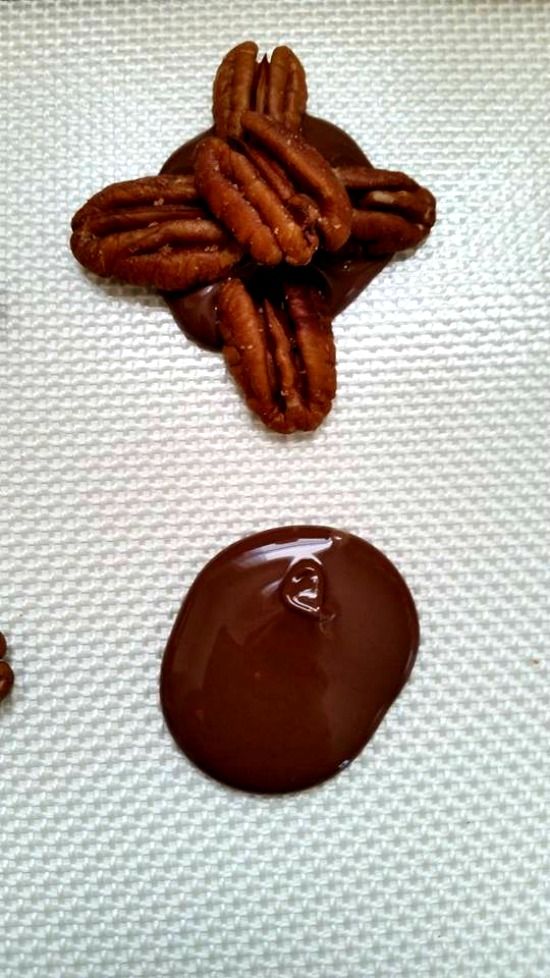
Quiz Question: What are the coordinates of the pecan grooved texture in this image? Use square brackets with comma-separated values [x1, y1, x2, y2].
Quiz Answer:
[71, 175, 242, 291]
[218, 279, 336, 433]
[336, 166, 436, 255]
[69, 41, 436, 433]
[213, 41, 307, 139]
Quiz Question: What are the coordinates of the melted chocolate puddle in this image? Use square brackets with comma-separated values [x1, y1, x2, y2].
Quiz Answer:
[160, 527, 419, 793]
[160, 116, 389, 350]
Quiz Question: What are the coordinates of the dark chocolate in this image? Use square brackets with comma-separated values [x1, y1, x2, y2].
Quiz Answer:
[160, 117, 388, 350]
[0, 630, 14, 704]
[160, 526, 419, 793]
[0, 663, 14, 703]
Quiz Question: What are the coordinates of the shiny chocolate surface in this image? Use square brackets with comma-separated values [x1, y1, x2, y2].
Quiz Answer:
[160, 526, 418, 793]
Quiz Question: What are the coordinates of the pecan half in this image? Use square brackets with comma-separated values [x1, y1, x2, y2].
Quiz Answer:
[218, 278, 336, 433]
[194, 114, 351, 265]
[194, 137, 318, 266]
[254, 46, 307, 132]
[71, 175, 242, 290]
[213, 41, 307, 139]
[244, 143, 321, 236]
[242, 112, 352, 252]
[336, 166, 436, 255]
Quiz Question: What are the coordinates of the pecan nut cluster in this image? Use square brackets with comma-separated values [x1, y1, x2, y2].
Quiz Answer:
[70, 41, 436, 433]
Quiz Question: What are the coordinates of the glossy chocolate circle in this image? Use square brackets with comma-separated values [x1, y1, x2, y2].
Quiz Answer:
[160, 526, 419, 793]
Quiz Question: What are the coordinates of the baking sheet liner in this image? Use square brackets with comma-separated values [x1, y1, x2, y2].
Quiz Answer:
[1, 2, 548, 976]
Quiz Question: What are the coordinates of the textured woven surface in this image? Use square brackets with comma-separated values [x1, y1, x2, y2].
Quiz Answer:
[1, 2, 549, 976]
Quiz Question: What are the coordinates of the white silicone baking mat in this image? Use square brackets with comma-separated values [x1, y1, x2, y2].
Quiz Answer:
[1, 2, 549, 976]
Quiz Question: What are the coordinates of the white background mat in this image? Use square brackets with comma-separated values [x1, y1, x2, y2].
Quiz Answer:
[1, 2, 549, 976]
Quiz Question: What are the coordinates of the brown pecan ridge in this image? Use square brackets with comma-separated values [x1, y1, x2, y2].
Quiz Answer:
[242, 112, 352, 252]
[194, 136, 318, 266]
[336, 166, 436, 256]
[213, 41, 307, 139]
[71, 175, 243, 290]
[194, 112, 351, 265]
[218, 278, 336, 433]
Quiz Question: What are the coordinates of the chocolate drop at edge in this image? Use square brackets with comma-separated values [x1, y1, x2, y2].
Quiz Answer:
[0, 662, 14, 703]
[160, 116, 389, 350]
[0, 631, 14, 703]
[160, 527, 419, 793]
